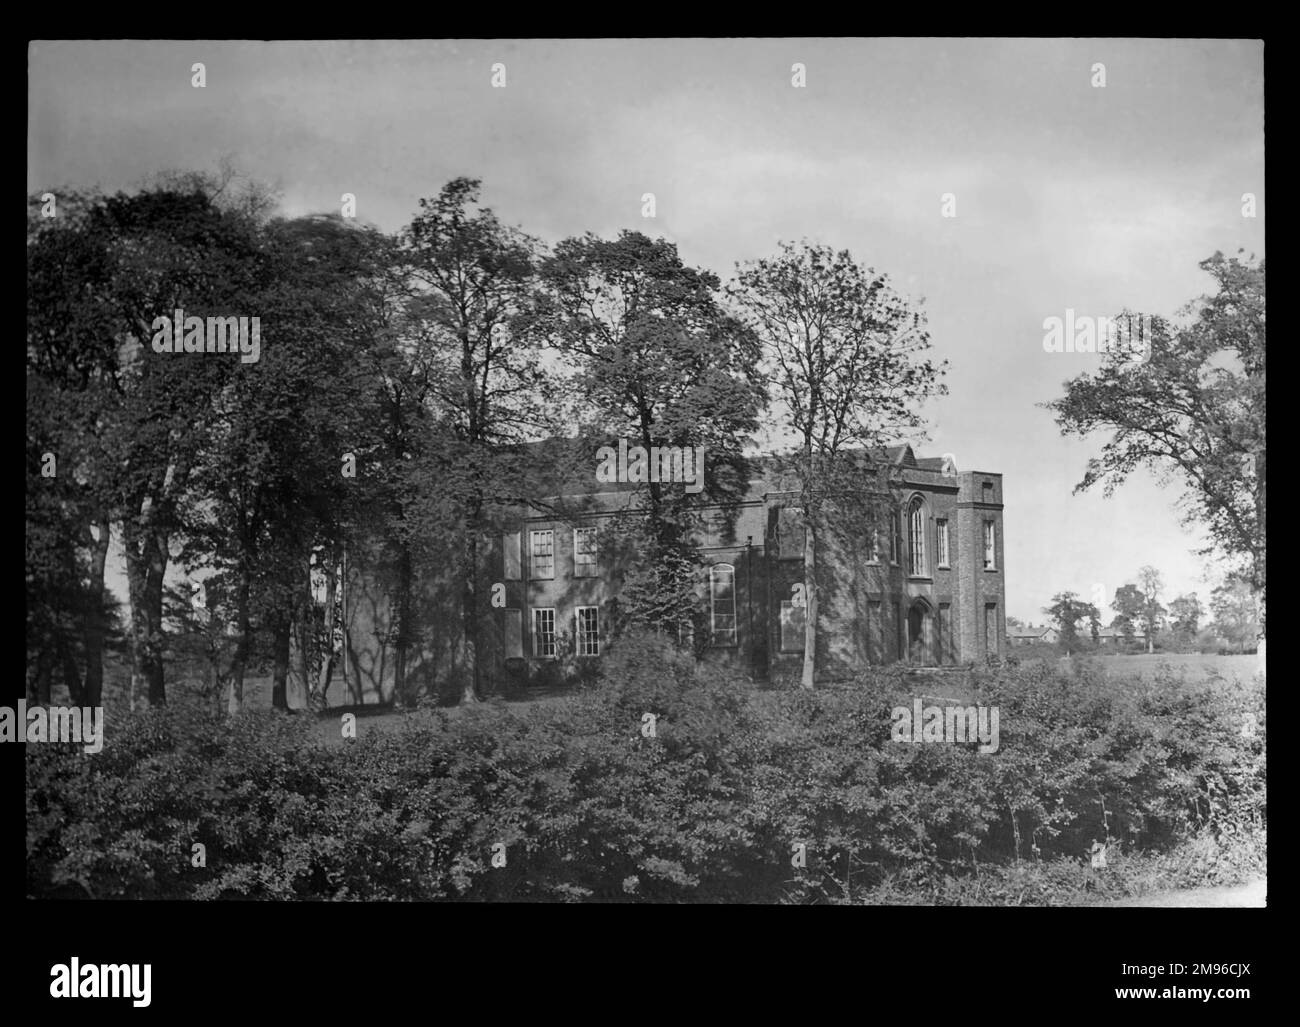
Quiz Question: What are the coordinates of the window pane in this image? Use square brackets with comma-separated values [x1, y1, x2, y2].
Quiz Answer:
[504, 532, 521, 580]
[504, 608, 523, 659]
[867, 600, 883, 663]
[780, 600, 805, 651]
[576, 606, 599, 656]
[710, 565, 737, 645]
[532, 530, 554, 579]
[908, 499, 926, 575]
[533, 608, 556, 657]
[574, 527, 597, 576]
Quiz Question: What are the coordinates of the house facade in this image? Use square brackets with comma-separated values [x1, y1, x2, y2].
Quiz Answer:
[1009, 624, 1061, 646]
[487, 445, 1006, 685]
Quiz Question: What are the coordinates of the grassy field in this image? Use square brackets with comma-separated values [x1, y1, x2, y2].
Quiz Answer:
[1081, 652, 1260, 681]
[82, 650, 1260, 742]
[311, 690, 579, 746]
[306, 652, 1264, 746]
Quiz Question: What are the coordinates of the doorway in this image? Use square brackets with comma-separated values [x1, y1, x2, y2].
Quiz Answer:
[908, 599, 935, 666]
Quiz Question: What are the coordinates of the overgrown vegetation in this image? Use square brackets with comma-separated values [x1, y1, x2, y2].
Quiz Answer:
[27, 633, 1264, 903]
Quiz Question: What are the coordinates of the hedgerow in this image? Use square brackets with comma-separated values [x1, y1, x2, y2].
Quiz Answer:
[26, 632, 1265, 902]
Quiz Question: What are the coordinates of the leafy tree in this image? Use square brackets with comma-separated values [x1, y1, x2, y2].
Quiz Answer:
[730, 241, 945, 687]
[1110, 584, 1144, 644]
[398, 178, 557, 703]
[27, 184, 267, 707]
[27, 191, 122, 706]
[1167, 592, 1203, 642]
[541, 230, 766, 640]
[1044, 592, 1099, 654]
[183, 214, 398, 711]
[1044, 252, 1265, 642]
[1136, 565, 1166, 654]
[1210, 574, 1259, 652]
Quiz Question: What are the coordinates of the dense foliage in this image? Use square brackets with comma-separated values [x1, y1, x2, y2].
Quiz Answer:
[27, 635, 1264, 903]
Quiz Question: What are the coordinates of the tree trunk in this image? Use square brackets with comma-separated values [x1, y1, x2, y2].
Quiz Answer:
[461, 527, 480, 704]
[394, 543, 413, 706]
[800, 512, 817, 690]
[58, 634, 85, 706]
[123, 518, 168, 708]
[317, 654, 335, 707]
[28, 647, 51, 705]
[82, 517, 111, 706]
[227, 566, 252, 715]
[32, 647, 54, 706]
[296, 554, 315, 710]
[271, 610, 291, 710]
[313, 548, 339, 711]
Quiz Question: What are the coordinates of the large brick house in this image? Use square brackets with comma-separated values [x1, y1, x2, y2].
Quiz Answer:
[312, 443, 1006, 704]
[486, 443, 1005, 685]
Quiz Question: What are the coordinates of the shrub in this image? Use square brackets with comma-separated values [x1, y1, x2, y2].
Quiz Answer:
[26, 655, 1265, 903]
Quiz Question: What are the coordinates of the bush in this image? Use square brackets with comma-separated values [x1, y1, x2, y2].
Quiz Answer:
[26, 654, 1265, 903]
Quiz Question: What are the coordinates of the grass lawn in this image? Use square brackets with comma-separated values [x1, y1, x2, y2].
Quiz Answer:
[1083, 652, 1260, 681]
[312, 689, 583, 746]
[308, 652, 1263, 745]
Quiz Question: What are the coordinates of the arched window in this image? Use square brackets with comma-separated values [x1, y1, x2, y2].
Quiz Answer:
[710, 564, 737, 646]
[908, 496, 927, 576]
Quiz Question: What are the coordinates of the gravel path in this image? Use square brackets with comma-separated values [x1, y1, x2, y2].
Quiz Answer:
[1095, 878, 1265, 907]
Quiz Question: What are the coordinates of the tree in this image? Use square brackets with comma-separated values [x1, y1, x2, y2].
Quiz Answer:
[1136, 565, 1166, 654]
[27, 191, 122, 706]
[183, 214, 398, 712]
[399, 178, 556, 703]
[541, 230, 766, 640]
[1044, 592, 1099, 655]
[28, 184, 267, 708]
[1209, 574, 1259, 652]
[1167, 592, 1203, 643]
[1044, 252, 1265, 643]
[1110, 584, 1143, 644]
[730, 241, 946, 687]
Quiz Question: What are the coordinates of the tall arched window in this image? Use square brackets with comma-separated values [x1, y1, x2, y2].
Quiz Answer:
[908, 496, 927, 576]
[710, 564, 737, 646]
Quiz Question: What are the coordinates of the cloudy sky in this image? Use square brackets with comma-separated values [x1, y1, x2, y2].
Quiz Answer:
[28, 38, 1264, 623]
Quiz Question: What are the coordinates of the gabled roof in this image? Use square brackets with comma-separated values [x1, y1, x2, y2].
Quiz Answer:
[868, 444, 915, 467]
[1009, 624, 1059, 640]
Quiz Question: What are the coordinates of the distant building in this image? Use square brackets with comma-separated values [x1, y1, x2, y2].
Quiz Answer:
[1008, 624, 1059, 646]
[488, 444, 1006, 685]
[313, 442, 1007, 702]
[1095, 625, 1123, 646]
